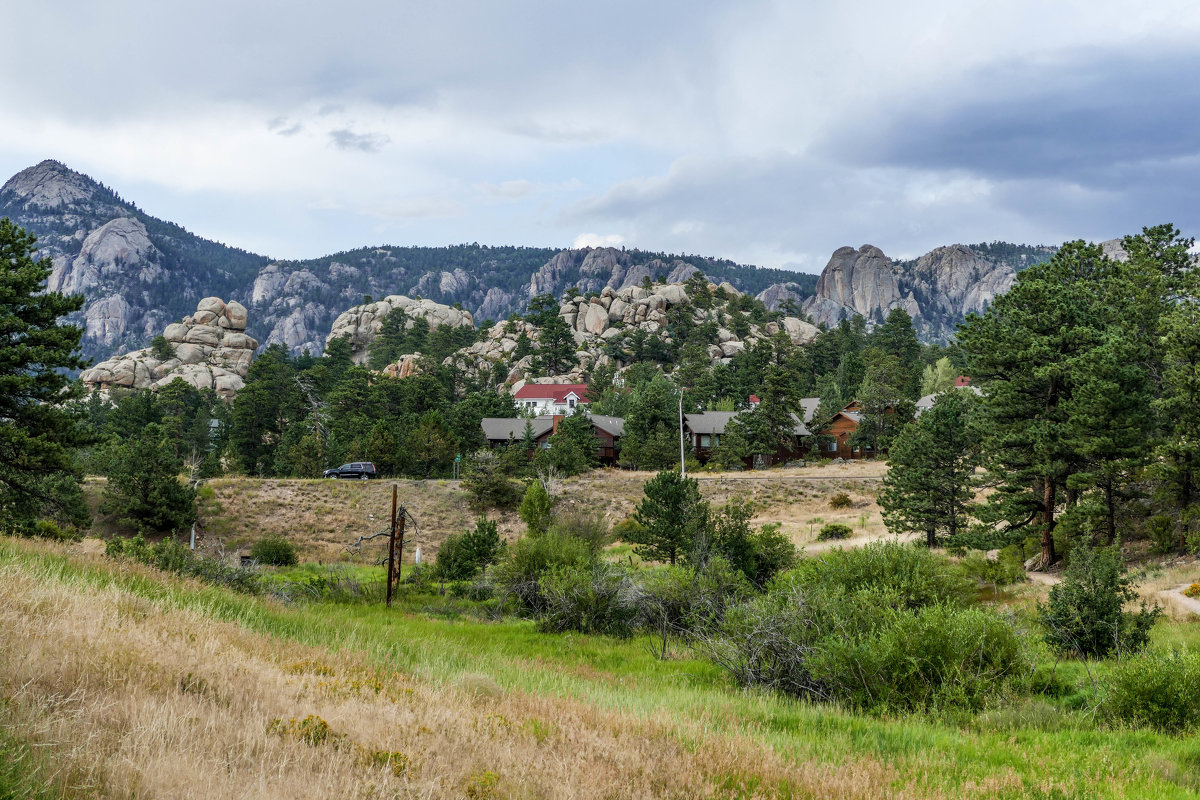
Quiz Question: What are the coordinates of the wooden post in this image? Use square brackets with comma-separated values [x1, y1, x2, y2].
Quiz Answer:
[386, 484, 397, 607]
[395, 505, 406, 597]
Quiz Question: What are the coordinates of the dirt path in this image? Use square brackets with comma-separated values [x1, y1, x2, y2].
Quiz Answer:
[1160, 584, 1200, 617]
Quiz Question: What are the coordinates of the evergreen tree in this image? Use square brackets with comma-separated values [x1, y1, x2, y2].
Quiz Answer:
[540, 411, 598, 475]
[958, 241, 1119, 566]
[0, 219, 91, 533]
[631, 470, 709, 565]
[101, 424, 197, 534]
[879, 390, 980, 547]
[850, 348, 915, 453]
[535, 313, 577, 376]
[519, 480, 554, 534]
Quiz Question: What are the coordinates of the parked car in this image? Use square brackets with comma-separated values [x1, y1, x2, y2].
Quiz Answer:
[323, 462, 377, 480]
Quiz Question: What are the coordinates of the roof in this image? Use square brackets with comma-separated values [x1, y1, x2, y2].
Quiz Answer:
[799, 397, 820, 423]
[513, 383, 589, 403]
[481, 417, 554, 441]
[589, 414, 625, 437]
[915, 385, 984, 415]
[789, 413, 812, 437]
[685, 411, 739, 436]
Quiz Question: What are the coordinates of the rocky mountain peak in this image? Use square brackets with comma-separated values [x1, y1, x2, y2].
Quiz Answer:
[0, 159, 107, 211]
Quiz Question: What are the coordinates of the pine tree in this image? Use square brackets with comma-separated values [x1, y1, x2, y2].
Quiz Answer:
[0, 219, 91, 533]
[879, 390, 980, 547]
[101, 424, 197, 534]
[631, 470, 709, 565]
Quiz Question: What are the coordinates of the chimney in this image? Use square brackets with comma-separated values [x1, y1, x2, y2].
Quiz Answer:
[552, 414, 563, 433]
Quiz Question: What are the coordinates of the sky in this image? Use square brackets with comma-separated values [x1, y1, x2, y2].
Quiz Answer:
[2, 1, 1198, 272]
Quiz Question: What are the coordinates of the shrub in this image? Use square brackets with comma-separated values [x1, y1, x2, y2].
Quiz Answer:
[150, 335, 176, 361]
[1039, 542, 1161, 659]
[250, 534, 299, 566]
[829, 493, 853, 509]
[785, 541, 974, 611]
[1146, 514, 1179, 555]
[817, 523, 852, 541]
[462, 452, 523, 510]
[1185, 583, 1200, 599]
[519, 480, 554, 534]
[490, 531, 593, 614]
[106, 534, 261, 594]
[960, 550, 1025, 588]
[707, 500, 797, 588]
[698, 578, 1028, 712]
[637, 557, 752, 655]
[1102, 649, 1200, 733]
[434, 518, 504, 582]
[538, 561, 640, 636]
[612, 517, 645, 542]
[546, 510, 612, 553]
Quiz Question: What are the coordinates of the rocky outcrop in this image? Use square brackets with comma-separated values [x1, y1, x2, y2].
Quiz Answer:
[439, 280, 819, 385]
[326, 295, 476, 363]
[799, 243, 1037, 341]
[80, 298, 258, 400]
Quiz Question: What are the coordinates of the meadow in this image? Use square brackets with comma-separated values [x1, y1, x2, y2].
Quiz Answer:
[4, 534, 1200, 800]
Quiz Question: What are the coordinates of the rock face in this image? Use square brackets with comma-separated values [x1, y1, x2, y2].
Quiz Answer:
[439, 281, 819, 385]
[326, 295, 476, 363]
[798, 243, 1041, 341]
[80, 298, 258, 400]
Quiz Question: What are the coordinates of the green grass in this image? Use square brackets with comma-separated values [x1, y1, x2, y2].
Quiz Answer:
[6, 538, 1200, 798]
[0, 726, 64, 800]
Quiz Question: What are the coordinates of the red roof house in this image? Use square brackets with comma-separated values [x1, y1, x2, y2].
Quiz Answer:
[512, 383, 590, 415]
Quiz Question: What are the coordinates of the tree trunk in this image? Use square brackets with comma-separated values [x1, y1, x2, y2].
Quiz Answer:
[1104, 480, 1116, 546]
[927, 526, 937, 549]
[1041, 477, 1058, 567]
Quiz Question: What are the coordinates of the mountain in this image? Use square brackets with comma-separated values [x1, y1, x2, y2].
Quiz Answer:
[799, 241, 1056, 341]
[1, 159, 1057, 364]
[0, 160, 815, 363]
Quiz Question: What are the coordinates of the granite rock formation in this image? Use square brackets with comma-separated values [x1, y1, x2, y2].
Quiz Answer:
[80, 298, 258, 400]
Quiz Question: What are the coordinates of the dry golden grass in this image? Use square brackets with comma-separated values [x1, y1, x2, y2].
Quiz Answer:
[176, 461, 890, 565]
[0, 539, 952, 800]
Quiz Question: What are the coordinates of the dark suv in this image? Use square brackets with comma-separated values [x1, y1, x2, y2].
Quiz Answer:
[323, 462, 378, 480]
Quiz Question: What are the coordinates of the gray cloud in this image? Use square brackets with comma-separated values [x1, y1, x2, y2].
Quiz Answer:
[328, 129, 389, 153]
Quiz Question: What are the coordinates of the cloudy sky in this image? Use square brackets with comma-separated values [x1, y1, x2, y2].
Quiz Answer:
[2, 1, 1198, 272]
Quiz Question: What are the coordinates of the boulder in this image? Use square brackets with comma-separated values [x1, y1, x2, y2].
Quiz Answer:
[582, 304, 609, 336]
[182, 325, 220, 347]
[163, 323, 189, 343]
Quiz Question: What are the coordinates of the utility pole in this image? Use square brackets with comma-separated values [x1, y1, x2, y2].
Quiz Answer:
[386, 484, 397, 607]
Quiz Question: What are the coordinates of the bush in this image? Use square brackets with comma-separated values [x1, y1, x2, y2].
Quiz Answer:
[960, 550, 1025, 588]
[538, 562, 640, 636]
[785, 541, 974, 611]
[490, 531, 593, 614]
[150, 335, 176, 361]
[1103, 649, 1200, 733]
[435, 518, 504, 582]
[612, 517, 645, 542]
[250, 534, 299, 566]
[697, 577, 1028, 712]
[1185, 583, 1200, 599]
[519, 480, 554, 534]
[817, 523, 852, 541]
[462, 452, 523, 510]
[1039, 542, 1161, 658]
[829, 493, 853, 509]
[106, 534, 261, 594]
[637, 557, 753, 653]
[546, 510, 611, 553]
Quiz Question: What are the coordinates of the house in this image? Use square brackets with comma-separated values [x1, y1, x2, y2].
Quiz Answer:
[480, 412, 623, 465]
[511, 383, 589, 415]
[684, 410, 811, 466]
[915, 380, 983, 416]
[820, 407, 868, 459]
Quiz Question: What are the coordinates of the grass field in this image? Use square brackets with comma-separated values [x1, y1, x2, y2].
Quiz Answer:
[83, 460, 891, 564]
[4, 535, 1200, 800]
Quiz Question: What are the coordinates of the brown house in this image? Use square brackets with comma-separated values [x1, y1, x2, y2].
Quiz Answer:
[684, 410, 811, 466]
[480, 413, 623, 465]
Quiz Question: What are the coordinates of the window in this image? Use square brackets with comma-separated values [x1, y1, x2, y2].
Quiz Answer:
[827, 440, 837, 452]
[700, 434, 711, 447]
[568, 398, 576, 408]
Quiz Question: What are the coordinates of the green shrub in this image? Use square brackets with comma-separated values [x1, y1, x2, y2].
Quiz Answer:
[538, 561, 640, 636]
[546, 510, 612, 553]
[612, 517, 645, 541]
[1102, 648, 1200, 733]
[250, 534, 299, 566]
[519, 480, 554, 534]
[786, 541, 974, 611]
[463, 452, 523, 510]
[490, 531, 593, 614]
[816, 523, 853, 541]
[106, 534, 261, 594]
[435, 518, 504, 582]
[960, 550, 1025, 588]
[829, 493, 852, 509]
[637, 557, 753, 652]
[1146, 514, 1179, 555]
[150, 335, 176, 361]
[699, 577, 1028, 712]
[1039, 542, 1160, 658]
